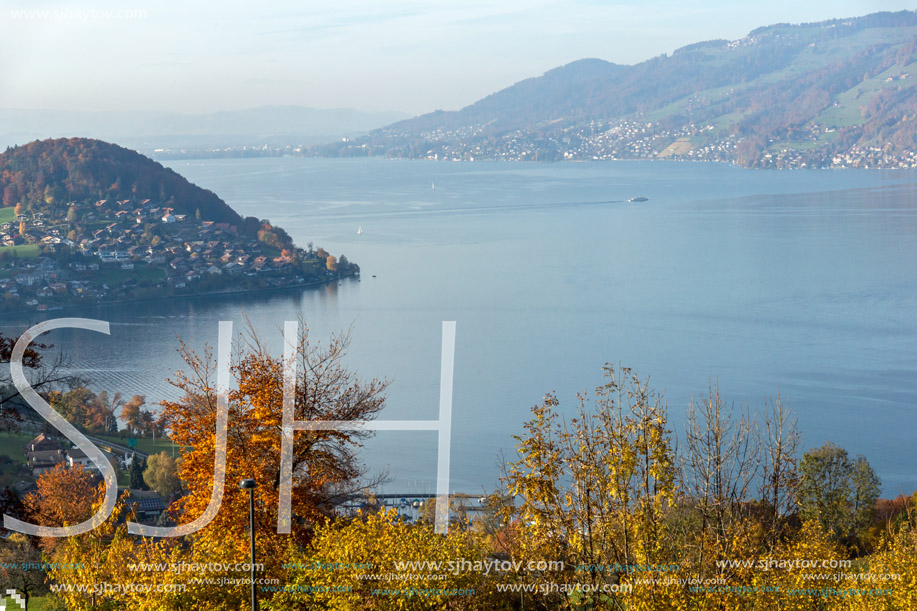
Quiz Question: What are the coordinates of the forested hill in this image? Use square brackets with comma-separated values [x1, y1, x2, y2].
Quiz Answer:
[0, 138, 358, 313]
[0, 138, 243, 225]
[317, 11, 917, 168]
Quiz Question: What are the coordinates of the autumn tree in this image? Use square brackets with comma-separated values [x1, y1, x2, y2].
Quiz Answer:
[144, 451, 182, 497]
[138, 408, 165, 439]
[847, 497, 917, 610]
[746, 520, 848, 611]
[120, 394, 146, 434]
[48, 386, 96, 430]
[267, 509, 506, 611]
[160, 321, 389, 586]
[44, 493, 188, 611]
[501, 365, 678, 610]
[0, 533, 48, 607]
[23, 464, 100, 552]
[89, 390, 123, 434]
[18, 220, 26, 235]
[325, 254, 338, 272]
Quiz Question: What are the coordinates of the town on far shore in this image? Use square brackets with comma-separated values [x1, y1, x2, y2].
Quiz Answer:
[0, 198, 357, 313]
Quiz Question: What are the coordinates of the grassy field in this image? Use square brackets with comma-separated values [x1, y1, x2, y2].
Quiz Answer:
[0, 431, 34, 488]
[100, 265, 167, 284]
[815, 60, 917, 129]
[0, 431, 31, 464]
[0, 244, 41, 258]
[20, 595, 68, 610]
[0, 207, 16, 224]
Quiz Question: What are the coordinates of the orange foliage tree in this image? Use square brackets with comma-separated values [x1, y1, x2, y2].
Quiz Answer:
[161, 322, 389, 572]
[23, 464, 101, 551]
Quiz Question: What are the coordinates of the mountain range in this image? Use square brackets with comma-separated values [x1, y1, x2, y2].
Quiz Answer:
[0, 106, 409, 154]
[315, 11, 917, 168]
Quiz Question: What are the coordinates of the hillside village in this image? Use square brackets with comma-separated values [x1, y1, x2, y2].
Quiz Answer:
[9, 432, 169, 526]
[311, 12, 917, 170]
[321, 116, 917, 169]
[0, 197, 355, 313]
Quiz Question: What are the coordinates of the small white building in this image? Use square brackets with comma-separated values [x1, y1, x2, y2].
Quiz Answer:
[66, 448, 94, 469]
[67, 448, 117, 472]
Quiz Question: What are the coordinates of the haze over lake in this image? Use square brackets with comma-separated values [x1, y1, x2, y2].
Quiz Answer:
[6, 158, 916, 497]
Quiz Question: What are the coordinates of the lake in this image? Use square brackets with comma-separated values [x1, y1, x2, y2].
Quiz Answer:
[4, 158, 917, 497]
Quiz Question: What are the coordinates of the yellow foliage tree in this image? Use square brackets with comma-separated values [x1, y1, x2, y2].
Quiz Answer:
[265, 508, 505, 611]
[845, 502, 917, 611]
[501, 365, 678, 610]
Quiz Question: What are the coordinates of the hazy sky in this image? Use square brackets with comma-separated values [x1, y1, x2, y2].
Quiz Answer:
[1, 0, 913, 115]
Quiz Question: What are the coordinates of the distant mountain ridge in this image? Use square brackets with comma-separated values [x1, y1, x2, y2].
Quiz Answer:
[0, 106, 410, 153]
[317, 10, 917, 168]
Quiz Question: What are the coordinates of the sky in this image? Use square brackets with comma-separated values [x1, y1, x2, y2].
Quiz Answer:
[0, 0, 914, 116]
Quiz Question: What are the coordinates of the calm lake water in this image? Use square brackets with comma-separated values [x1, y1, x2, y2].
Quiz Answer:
[5, 158, 917, 497]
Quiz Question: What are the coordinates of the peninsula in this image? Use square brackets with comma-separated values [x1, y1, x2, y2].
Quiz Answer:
[0, 138, 356, 313]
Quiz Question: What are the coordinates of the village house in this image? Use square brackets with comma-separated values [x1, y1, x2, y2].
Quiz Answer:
[27, 449, 65, 476]
[25, 433, 62, 453]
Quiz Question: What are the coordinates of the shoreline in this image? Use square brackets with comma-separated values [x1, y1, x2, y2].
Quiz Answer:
[0, 272, 359, 322]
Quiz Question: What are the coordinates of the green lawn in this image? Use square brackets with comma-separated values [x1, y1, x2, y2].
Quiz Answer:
[99, 265, 167, 285]
[19, 595, 65, 611]
[0, 431, 31, 464]
[0, 207, 16, 224]
[0, 244, 41, 259]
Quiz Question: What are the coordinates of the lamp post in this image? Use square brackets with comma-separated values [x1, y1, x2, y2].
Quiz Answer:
[240, 479, 258, 611]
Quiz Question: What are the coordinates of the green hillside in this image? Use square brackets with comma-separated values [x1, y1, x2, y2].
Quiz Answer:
[317, 10, 917, 168]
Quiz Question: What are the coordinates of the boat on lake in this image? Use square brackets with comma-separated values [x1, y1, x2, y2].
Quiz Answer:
[628, 196, 649, 202]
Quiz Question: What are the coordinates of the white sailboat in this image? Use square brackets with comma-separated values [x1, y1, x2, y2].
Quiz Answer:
[432, 182, 435, 191]
[357, 226, 363, 235]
